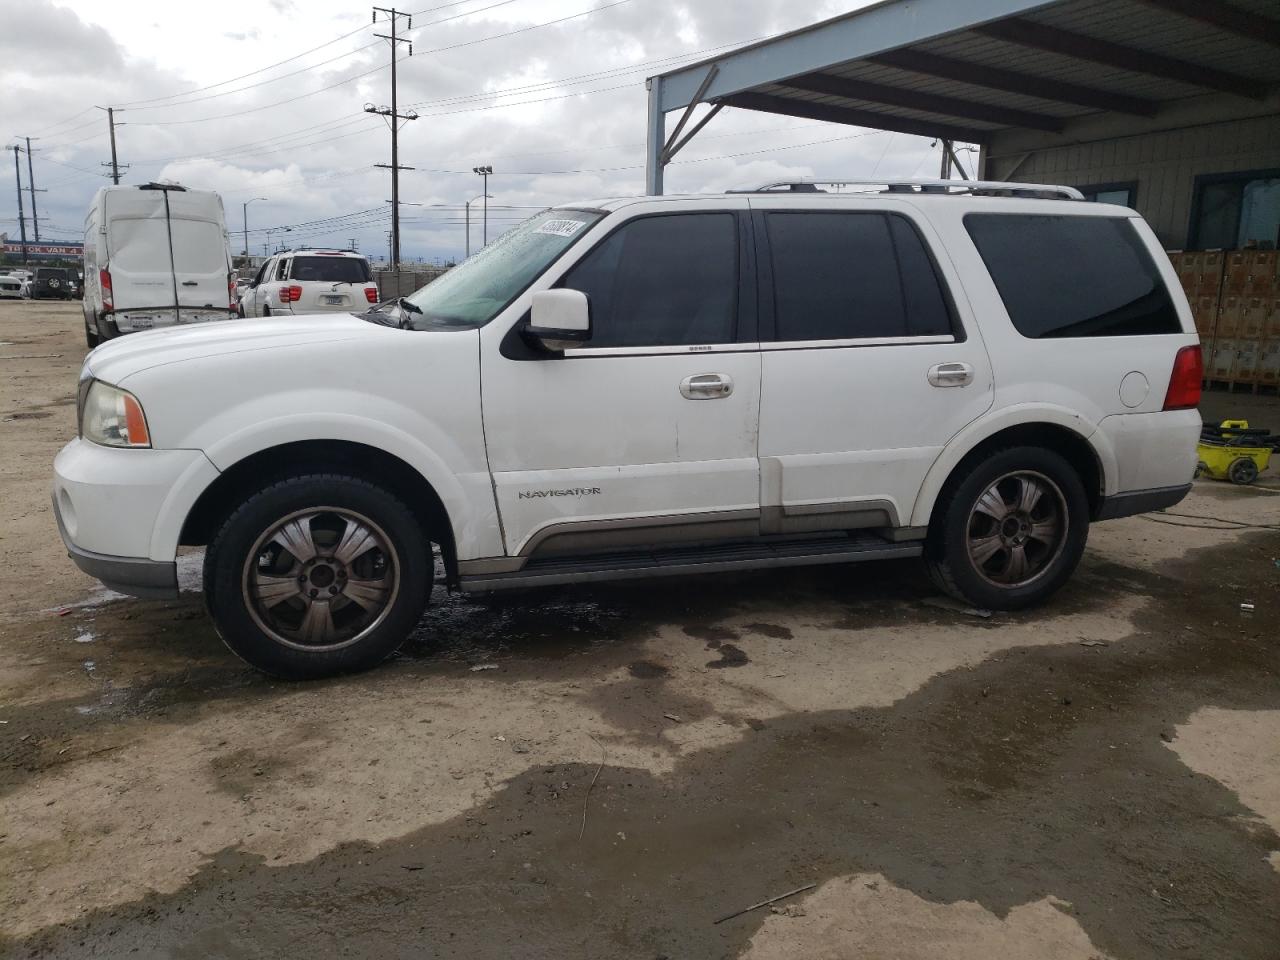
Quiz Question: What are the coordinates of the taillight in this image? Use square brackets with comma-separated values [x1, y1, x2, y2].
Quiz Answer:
[364, 287, 378, 303]
[228, 274, 236, 310]
[287, 285, 302, 302]
[1163, 345, 1202, 410]
[99, 268, 113, 311]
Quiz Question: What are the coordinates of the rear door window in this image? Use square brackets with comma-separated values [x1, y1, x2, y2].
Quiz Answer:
[288, 256, 371, 283]
[964, 213, 1180, 338]
[764, 212, 955, 341]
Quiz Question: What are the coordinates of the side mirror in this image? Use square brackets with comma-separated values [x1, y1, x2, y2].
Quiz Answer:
[527, 289, 591, 352]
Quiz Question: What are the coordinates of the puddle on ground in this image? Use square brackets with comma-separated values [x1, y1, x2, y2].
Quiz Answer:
[10, 531, 1280, 960]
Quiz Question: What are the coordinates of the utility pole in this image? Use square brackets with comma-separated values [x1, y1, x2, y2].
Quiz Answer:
[348, 238, 358, 252]
[368, 6, 418, 270]
[20, 137, 45, 241]
[96, 106, 125, 184]
[242, 196, 267, 258]
[8, 145, 27, 264]
[472, 166, 492, 246]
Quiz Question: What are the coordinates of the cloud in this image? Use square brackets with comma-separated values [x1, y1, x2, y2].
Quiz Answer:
[2, 0, 938, 261]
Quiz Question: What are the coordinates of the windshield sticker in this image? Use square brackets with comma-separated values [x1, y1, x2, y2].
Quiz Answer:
[536, 219, 587, 237]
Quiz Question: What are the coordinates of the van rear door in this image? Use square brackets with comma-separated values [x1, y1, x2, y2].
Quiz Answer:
[166, 190, 231, 323]
[104, 187, 178, 328]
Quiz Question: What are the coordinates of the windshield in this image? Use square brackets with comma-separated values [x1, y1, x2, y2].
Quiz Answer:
[290, 256, 370, 283]
[389, 208, 604, 330]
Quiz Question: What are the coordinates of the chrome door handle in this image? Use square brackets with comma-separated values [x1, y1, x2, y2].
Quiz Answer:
[927, 362, 974, 387]
[680, 373, 733, 399]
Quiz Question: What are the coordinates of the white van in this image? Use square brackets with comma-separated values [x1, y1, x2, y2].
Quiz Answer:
[82, 183, 235, 347]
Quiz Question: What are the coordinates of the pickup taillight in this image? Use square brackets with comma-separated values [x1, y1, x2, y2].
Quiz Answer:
[1163, 345, 1202, 410]
[364, 287, 378, 303]
[100, 268, 113, 311]
[228, 274, 236, 310]
[279, 285, 302, 304]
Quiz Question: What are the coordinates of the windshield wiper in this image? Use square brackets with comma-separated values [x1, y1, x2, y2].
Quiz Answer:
[396, 296, 423, 315]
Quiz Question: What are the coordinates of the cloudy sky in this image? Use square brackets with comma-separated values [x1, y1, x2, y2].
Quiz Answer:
[2, 0, 954, 263]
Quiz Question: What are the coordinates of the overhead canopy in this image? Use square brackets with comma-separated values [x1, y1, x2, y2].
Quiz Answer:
[644, 0, 1280, 193]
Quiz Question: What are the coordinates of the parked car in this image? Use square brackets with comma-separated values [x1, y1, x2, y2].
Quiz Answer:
[0, 273, 24, 299]
[82, 182, 236, 347]
[32, 266, 72, 300]
[238, 249, 377, 317]
[53, 181, 1202, 679]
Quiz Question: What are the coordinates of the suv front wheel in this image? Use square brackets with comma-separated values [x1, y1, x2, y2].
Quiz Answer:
[926, 446, 1089, 611]
[204, 474, 432, 679]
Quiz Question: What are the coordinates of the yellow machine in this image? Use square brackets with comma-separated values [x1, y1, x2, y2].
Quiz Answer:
[1196, 420, 1276, 485]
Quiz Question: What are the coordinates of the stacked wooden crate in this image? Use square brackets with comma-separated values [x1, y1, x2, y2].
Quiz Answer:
[1169, 249, 1279, 392]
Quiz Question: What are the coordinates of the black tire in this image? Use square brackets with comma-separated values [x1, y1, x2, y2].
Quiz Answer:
[262, 303, 271, 317]
[1228, 457, 1258, 485]
[203, 474, 432, 679]
[85, 322, 100, 349]
[925, 446, 1089, 611]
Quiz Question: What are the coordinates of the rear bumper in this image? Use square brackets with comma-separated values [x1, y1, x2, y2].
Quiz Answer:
[53, 493, 178, 599]
[1094, 482, 1191, 521]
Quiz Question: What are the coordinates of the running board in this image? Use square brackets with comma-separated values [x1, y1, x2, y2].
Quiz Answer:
[458, 533, 923, 592]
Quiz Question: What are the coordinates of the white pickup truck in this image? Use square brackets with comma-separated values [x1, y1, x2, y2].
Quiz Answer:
[54, 181, 1202, 679]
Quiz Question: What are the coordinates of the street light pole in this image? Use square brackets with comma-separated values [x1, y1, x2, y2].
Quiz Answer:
[243, 197, 267, 259]
[472, 165, 492, 247]
[464, 193, 491, 259]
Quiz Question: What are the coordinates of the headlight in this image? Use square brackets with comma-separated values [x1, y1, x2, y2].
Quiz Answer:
[81, 380, 151, 448]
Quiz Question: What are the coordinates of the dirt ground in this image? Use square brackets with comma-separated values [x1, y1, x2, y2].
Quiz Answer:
[2, 300, 1279, 959]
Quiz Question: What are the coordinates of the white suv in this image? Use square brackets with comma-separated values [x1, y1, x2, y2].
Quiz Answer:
[53, 181, 1203, 679]
[239, 248, 377, 317]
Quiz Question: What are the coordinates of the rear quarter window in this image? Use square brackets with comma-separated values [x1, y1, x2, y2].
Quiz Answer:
[964, 213, 1181, 338]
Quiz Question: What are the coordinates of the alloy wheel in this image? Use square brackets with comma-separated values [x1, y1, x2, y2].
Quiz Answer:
[241, 507, 401, 651]
[965, 470, 1068, 588]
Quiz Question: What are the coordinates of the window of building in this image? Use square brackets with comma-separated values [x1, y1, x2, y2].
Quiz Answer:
[1079, 182, 1137, 207]
[558, 213, 738, 348]
[964, 213, 1181, 338]
[764, 212, 955, 342]
[1190, 169, 1280, 250]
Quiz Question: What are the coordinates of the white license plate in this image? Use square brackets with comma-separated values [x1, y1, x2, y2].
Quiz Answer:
[322, 295, 344, 305]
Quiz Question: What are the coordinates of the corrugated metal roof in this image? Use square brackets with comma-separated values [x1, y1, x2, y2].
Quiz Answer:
[653, 0, 1280, 146]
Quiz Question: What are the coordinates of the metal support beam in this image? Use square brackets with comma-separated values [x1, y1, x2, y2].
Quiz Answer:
[1133, 0, 1280, 50]
[645, 78, 664, 195]
[663, 103, 723, 164]
[869, 49, 1159, 116]
[720, 92, 991, 144]
[977, 18, 1267, 100]
[781, 71, 1064, 132]
[661, 65, 719, 161]
[655, 0, 1060, 112]
[944, 141, 971, 180]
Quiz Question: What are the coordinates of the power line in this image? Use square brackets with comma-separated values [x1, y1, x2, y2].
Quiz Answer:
[115, 0, 523, 111]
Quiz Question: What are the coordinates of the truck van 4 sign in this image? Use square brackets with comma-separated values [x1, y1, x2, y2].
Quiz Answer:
[517, 487, 603, 499]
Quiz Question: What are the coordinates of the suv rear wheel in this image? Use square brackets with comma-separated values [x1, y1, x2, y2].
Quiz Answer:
[926, 446, 1089, 611]
[204, 474, 432, 679]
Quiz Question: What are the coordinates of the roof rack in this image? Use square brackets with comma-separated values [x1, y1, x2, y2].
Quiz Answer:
[733, 178, 1084, 200]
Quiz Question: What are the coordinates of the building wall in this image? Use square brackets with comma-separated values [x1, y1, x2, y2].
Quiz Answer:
[986, 114, 1280, 250]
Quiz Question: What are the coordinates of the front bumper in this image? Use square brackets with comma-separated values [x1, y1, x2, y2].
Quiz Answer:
[54, 496, 177, 599]
[52, 439, 217, 600]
